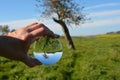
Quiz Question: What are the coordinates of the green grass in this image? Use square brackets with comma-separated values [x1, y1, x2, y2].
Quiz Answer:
[1, 34, 120, 80]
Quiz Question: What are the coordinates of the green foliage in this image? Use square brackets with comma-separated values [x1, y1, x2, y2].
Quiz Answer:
[0, 25, 10, 35]
[1, 34, 120, 80]
[34, 36, 62, 53]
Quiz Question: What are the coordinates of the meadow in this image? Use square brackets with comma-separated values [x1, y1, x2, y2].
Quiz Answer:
[0, 34, 120, 80]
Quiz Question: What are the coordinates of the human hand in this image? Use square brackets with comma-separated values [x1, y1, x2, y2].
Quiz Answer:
[0, 22, 56, 67]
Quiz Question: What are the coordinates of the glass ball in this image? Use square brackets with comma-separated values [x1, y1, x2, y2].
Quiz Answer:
[33, 36, 63, 65]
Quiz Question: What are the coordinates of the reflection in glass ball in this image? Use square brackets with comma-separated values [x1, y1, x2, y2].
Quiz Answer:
[34, 52, 63, 65]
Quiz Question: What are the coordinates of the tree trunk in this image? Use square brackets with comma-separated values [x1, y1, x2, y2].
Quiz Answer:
[53, 18, 75, 49]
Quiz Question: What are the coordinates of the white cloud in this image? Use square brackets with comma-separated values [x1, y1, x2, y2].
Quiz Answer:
[0, 19, 37, 29]
[85, 3, 120, 10]
[0, 18, 57, 28]
[88, 9, 120, 17]
[81, 16, 120, 28]
[0, 15, 120, 35]
[1, 7, 120, 36]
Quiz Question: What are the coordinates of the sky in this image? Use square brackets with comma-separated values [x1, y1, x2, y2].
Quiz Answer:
[0, 0, 120, 36]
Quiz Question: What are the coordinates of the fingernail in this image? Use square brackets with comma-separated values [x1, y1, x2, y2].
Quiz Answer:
[54, 34, 60, 38]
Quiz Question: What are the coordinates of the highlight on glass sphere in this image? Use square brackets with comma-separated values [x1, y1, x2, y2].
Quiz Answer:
[33, 35, 63, 65]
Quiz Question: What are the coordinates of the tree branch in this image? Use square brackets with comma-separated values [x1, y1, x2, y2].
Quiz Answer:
[52, 17, 60, 24]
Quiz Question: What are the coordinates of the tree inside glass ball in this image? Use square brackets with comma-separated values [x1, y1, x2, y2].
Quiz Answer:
[34, 36, 62, 53]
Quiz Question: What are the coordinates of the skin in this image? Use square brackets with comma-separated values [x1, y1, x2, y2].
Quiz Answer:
[0, 22, 57, 67]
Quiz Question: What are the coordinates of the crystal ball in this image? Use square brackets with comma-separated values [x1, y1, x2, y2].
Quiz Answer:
[33, 36, 63, 65]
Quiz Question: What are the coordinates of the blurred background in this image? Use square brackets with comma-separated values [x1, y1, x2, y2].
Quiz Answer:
[0, 0, 120, 80]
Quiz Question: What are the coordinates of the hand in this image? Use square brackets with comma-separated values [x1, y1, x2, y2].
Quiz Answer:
[0, 23, 56, 67]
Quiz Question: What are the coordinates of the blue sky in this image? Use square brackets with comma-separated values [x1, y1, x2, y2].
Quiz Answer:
[0, 0, 120, 36]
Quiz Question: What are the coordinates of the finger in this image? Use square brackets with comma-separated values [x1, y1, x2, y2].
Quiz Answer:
[23, 56, 42, 67]
[26, 22, 38, 28]
[30, 27, 55, 38]
[25, 23, 44, 32]
[54, 34, 60, 38]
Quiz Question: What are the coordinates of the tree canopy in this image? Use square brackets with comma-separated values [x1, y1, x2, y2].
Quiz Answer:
[36, 0, 85, 26]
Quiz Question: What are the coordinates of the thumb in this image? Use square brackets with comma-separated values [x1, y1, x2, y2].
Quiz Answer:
[22, 56, 42, 67]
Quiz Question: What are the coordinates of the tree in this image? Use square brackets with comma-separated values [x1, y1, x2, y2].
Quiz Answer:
[0, 25, 10, 35]
[36, 0, 85, 49]
[116, 31, 120, 34]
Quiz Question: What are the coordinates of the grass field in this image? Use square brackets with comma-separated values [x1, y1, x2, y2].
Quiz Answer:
[0, 34, 120, 80]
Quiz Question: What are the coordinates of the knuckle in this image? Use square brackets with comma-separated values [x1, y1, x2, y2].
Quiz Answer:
[38, 23, 45, 27]
[38, 23, 46, 30]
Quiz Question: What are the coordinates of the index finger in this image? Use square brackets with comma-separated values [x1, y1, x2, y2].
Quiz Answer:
[30, 27, 55, 38]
